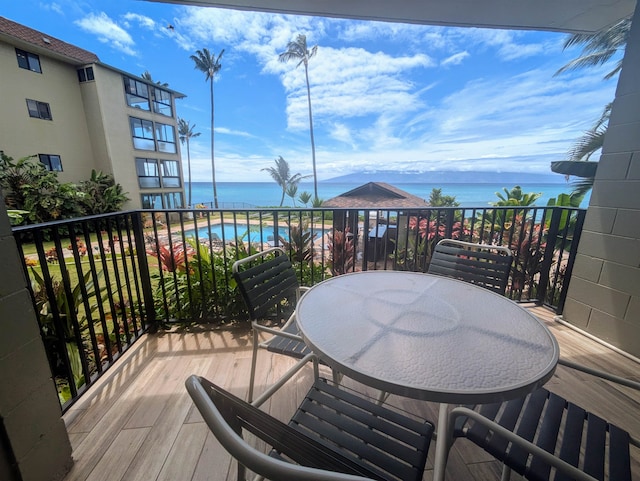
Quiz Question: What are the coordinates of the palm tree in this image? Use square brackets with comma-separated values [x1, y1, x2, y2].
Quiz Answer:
[141, 70, 169, 87]
[262, 156, 310, 207]
[190, 48, 224, 208]
[552, 18, 630, 192]
[279, 34, 319, 202]
[178, 118, 201, 207]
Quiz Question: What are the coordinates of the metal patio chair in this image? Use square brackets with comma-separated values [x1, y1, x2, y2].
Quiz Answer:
[428, 239, 513, 295]
[185, 355, 433, 481]
[233, 247, 331, 402]
[446, 359, 640, 481]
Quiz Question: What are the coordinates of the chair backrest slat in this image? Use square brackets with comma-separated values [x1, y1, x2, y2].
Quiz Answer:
[609, 425, 632, 481]
[233, 249, 300, 319]
[428, 239, 512, 294]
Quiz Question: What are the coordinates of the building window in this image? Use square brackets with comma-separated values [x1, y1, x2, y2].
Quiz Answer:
[141, 194, 162, 209]
[155, 122, 176, 153]
[16, 48, 41, 73]
[163, 192, 183, 208]
[130, 117, 155, 150]
[130, 117, 178, 153]
[77, 67, 95, 82]
[152, 87, 173, 116]
[26, 99, 52, 120]
[161, 160, 181, 187]
[136, 158, 161, 188]
[39, 154, 62, 171]
[124, 77, 150, 110]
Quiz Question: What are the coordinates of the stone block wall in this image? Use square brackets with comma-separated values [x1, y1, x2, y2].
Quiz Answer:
[0, 201, 73, 480]
[563, 5, 640, 357]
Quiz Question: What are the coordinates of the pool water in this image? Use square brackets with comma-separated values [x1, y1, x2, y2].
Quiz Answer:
[182, 223, 293, 243]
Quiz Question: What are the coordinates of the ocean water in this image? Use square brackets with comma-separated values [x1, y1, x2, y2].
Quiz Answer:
[185, 181, 589, 209]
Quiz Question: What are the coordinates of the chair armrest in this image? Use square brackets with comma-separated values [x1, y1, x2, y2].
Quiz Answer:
[251, 353, 319, 408]
[252, 315, 304, 343]
[449, 407, 599, 481]
[558, 358, 640, 391]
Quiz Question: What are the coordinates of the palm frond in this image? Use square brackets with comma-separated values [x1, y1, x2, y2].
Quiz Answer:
[567, 129, 606, 161]
[556, 16, 630, 80]
[570, 177, 595, 197]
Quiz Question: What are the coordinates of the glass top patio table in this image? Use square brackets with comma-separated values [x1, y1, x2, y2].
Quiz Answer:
[296, 270, 559, 405]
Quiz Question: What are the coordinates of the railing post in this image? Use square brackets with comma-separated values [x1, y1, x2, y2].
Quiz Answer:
[536, 207, 562, 305]
[131, 211, 157, 332]
[556, 209, 586, 314]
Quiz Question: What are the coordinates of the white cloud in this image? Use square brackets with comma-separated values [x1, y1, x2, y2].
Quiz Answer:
[215, 127, 254, 137]
[75, 12, 136, 56]
[441, 51, 469, 66]
[123, 13, 156, 30]
[329, 122, 356, 147]
[41, 2, 64, 15]
[281, 47, 433, 130]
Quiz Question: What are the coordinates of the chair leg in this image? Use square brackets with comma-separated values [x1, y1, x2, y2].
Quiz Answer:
[500, 465, 512, 481]
[377, 390, 391, 405]
[248, 328, 260, 403]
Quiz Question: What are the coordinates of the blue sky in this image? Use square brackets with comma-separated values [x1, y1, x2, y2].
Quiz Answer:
[3, 1, 620, 182]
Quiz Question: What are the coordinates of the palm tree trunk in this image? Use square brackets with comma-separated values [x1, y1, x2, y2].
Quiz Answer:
[186, 138, 192, 207]
[304, 64, 318, 201]
[210, 77, 219, 209]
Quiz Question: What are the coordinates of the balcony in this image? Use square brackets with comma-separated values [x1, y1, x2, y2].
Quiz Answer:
[14, 204, 639, 480]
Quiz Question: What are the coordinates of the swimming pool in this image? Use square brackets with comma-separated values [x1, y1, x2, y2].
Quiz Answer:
[182, 223, 293, 244]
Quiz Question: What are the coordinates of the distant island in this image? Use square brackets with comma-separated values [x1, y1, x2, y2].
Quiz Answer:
[322, 170, 565, 184]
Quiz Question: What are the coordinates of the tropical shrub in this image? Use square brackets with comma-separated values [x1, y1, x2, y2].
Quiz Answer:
[0, 151, 128, 223]
[30, 268, 105, 403]
[392, 214, 469, 272]
[327, 228, 355, 275]
[78, 170, 129, 214]
[148, 238, 252, 323]
[0, 153, 84, 222]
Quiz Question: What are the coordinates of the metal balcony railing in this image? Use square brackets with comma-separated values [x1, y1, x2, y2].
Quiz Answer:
[12, 205, 585, 411]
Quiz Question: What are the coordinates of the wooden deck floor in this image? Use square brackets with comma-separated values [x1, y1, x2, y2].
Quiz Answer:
[62, 305, 640, 481]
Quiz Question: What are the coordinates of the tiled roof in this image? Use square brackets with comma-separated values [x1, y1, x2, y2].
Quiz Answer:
[0, 16, 99, 64]
[323, 182, 429, 208]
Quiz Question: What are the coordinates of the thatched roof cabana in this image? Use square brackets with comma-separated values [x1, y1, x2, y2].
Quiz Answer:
[323, 182, 428, 208]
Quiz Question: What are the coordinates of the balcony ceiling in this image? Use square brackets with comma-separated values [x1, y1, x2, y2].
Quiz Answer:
[148, 0, 636, 33]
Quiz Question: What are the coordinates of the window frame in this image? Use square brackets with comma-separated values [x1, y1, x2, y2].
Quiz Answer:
[124, 77, 150, 111]
[140, 194, 162, 209]
[26, 99, 52, 120]
[163, 192, 183, 209]
[155, 122, 177, 153]
[160, 160, 181, 188]
[152, 87, 173, 116]
[16, 48, 42, 73]
[38, 154, 62, 172]
[77, 67, 95, 83]
[130, 117, 156, 151]
[135, 158, 161, 188]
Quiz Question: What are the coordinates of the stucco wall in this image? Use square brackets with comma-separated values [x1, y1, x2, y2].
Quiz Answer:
[0, 40, 95, 183]
[0, 199, 73, 481]
[563, 5, 640, 356]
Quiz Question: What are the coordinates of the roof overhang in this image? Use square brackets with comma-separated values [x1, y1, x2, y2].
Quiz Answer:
[146, 0, 636, 33]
